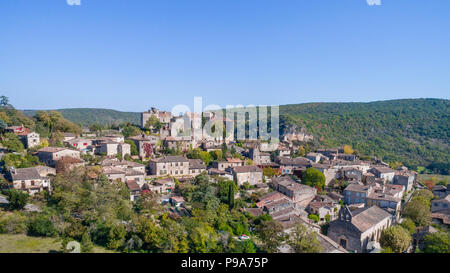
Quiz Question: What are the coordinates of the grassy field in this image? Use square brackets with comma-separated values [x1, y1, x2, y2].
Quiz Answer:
[0, 234, 114, 253]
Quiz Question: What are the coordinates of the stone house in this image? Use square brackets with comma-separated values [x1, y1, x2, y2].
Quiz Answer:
[255, 191, 288, 208]
[340, 167, 363, 182]
[308, 195, 340, 222]
[141, 108, 172, 128]
[306, 152, 322, 163]
[249, 147, 271, 165]
[311, 163, 338, 186]
[10, 166, 55, 195]
[188, 159, 206, 177]
[431, 195, 450, 213]
[328, 206, 393, 253]
[37, 147, 81, 167]
[65, 138, 93, 153]
[366, 192, 402, 221]
[149, 156, 189, 177]
[272, 176, 317, 207]
[126, 180, 142, 201]
[62, 133, 77, 142]
[275, 156, 311, 175]
[210, 158, 244, 171]
[97, 141, 131, 158]
[393, 170, 416, 193]
[432, 185, 448, 199]
[231, 165, 263, 186]
[150, 177, 175, 194]
[21, 132, 40, 148]
[128, 134, 159, 159]
[343, 183, 373, 205]
[369, 166, 396, 183]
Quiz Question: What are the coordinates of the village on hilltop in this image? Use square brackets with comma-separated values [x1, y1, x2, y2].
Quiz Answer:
[0, 105, 448, 253]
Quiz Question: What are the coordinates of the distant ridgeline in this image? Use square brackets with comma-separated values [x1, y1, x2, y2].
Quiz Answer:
[23, 108, 141, 127]
[22, 98, 449, 172]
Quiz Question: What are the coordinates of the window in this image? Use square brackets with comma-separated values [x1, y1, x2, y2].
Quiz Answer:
[339, 238, 347, 249]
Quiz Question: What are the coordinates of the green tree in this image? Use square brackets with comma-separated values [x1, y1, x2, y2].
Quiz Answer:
[255, 220, 285, 253]
[1, 133, 24, 152]
[4, 189, 28, 210]
[81, 232, 94, 253]
[379, 226, 412, 253]
[0, 95, 9, 106]
[399, 218, 416, 235]
[402, 199, 431, 227]
[302, 167, 325, 190]
[423, 231, 450, 253]
[228, 183, 235, 209]
[308, 214, 320, 223]
[121, 124, 141, 138]
[0, 118, 7, 131]
[125, 140, 138, 156]
[287, 223, 322, 253]
[27, 215, 58, 237]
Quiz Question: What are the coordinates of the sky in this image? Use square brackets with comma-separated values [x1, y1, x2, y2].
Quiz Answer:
[0, 0, 449, 112]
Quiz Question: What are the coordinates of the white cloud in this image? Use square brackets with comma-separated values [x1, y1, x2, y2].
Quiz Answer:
[366, 0, 382, 6]
[66, 0, 81, 6]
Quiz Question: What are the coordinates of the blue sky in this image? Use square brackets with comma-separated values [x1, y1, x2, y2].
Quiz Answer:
[0, 0, 449, 112]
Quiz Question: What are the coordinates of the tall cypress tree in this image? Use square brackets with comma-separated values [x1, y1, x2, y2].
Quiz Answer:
[228, 183, 235, 209]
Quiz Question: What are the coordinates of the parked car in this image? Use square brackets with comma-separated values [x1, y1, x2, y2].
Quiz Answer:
[239, 234, 250, 240]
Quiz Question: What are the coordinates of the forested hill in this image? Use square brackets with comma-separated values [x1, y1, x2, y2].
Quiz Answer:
[22, 99, 449, 171]
[279, 98, 449, 170]
[24, 108, 140, 126]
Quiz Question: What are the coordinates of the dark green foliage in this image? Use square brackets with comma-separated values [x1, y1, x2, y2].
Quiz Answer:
[121, 124, 141, 138]
[3, 189, 29, 210]
[228, 183, 235, 209]
[280, 99, 449, 171]
[1, 133, 24, 152]
[24, 108, 140, 127]
[27, 215, 58, 237]
[423, 231, 450, 253]
[400, 218, 416, 235]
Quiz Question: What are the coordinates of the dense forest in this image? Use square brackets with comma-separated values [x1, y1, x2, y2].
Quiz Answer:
[24, 108, 140, 127]
[21, 98, 450, 172]
[280, 99, 449, 171]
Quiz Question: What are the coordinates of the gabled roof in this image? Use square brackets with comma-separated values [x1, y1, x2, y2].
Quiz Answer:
[232, 165, 262, 173]
[126, 180, 141, 191]
[344, 182, 371, 193]
[351, 206, 392, 232]
[11, 167, 46, 181]
[155, 177, 175, 185]
[38, 147, 68, 153]
[151, 156, 189, 163]
[188, 159, 206, 169]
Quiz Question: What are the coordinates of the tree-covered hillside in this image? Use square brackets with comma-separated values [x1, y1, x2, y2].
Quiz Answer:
[24, 109, 140, 127]
[280, 98, 449, 170]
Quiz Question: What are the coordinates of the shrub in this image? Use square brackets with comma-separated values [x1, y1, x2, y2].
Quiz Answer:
[27, 215, 58, 237]
[4, 189, 29, 210]
[308, 214, 320, 223]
